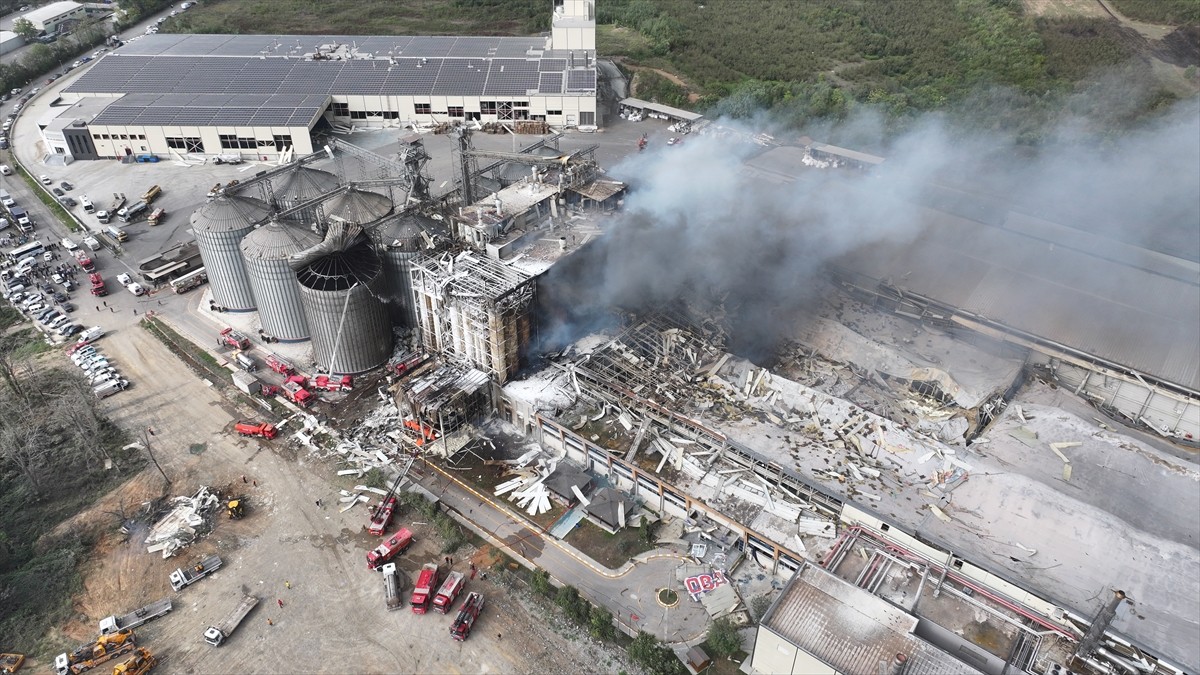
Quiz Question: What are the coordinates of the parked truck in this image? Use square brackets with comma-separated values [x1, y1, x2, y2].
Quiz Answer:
[450, 592, 485, 641]
[89, 274, 107, 297]
[217, 327, 250, 350]
[432, 571, 467, 614]
[111, 648, 156, 675]
[366, 527, 413, 570]
[281, 378, 314, 407]
[117, 201, 147, 223]
[313, 374, 352, 392]
[98, 599, 172, 635]
[265, 353, 294, 375]
[203, 594, 259, 646]
[169, 554, 222, 592]
[410, 562, 442, 614]
[381, 562, 403, 611]
[368, 473, 405, 537]
[74, 251, 95, 272]
[146, 208, 165, 226]
[54, 629, 136, 675]
[233, 421, 276, 440]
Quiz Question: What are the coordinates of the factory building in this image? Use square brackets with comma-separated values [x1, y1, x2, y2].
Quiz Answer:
[409, 251, 536, 384]
[20, 1, 87, 35]
[51, 1, 599, 161]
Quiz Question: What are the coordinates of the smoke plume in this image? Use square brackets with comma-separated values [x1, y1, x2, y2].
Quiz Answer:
[537, 97, 1200, 361]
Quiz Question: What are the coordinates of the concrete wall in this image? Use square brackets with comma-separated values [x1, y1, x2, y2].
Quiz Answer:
[83, 123, 314, 160]
[324, 94, 597, 128]
[0, 31, 23, 55]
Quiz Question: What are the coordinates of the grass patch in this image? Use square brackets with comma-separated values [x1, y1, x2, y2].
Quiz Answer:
[14, 164, 79, 232]
[141, 316, 229, 383]
[598, 24, 652, 56]
[1107, 0, 1200, 24]
[564, 518, 654, 569]
[0, 306, 23, 330]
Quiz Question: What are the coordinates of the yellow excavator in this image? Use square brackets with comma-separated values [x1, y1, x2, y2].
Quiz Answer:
[227, 499, 245, 519]
[111, 648, 156, 675]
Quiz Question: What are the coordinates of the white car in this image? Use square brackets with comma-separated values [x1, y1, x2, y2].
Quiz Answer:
[43, 251, 53, 262]
[61, 238, 78, 251]
[39, 175, 52, 185]
[116, 273, 133, 286]
[126, 282, 146, 296]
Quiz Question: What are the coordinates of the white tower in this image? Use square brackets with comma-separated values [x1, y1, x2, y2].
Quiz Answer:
[551, 0, 596, 51]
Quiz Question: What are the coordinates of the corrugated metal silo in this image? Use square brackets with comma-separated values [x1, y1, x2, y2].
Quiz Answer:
[191, 194, 270, 310]
[323, 187, 393, 225]
[292, 221, 392, 374]
[371, 212, 431, 327]
[273, 166, 339, 226]
[240, 219, 322, 341]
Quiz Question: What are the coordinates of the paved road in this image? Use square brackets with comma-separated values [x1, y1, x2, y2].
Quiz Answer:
[414, 460, 711, 643]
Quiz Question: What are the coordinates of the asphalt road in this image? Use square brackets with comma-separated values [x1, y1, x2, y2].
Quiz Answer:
[415, 460, 711, 643]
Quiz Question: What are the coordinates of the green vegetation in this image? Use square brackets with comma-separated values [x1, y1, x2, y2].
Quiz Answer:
[0, 307, 22, 330]
[1108, 0, 1200, 25]
[0, 18, 113, 96]
[704, 617, 743, 659]
[0, 332, 144, 654]
[170, 0, 548, 37]
[398, 490, 466, 553]
[629, 631, 687, 675]
[141, 317, 227, 383]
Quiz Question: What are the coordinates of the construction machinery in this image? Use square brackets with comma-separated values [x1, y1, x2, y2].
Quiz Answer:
[233, 421, 276, 439]
[450, 592, 485, 641]
[169, 554, 222, 591]
[98, 599, 173, 635]
[367, 528, 413, 570]
[217, 327, 250, 350]
[0, 653, 24, 673]
[432, 571, 467, 614]
[111, 648, 155, 675]
[381, 562, 403, 611]
[226, 498, 245, 519]
[368, 473, 405, 537]
[410, 562, 442, 614]
[54, 629, 136, 675]
[203, 594, 259, 646]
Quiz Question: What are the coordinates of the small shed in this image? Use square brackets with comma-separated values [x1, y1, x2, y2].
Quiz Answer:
[543, 463, 593, 506]
[584, 487, 636, 533]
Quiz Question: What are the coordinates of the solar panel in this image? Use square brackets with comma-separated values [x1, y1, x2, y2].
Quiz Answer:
[538, 72, 563, 94]
[567, 69, 595, 91]
[539, 58, 566, 72]
[484, 59, 539, 96]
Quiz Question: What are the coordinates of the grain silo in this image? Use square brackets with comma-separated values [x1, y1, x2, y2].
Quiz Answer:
[273, 165, 339, 226]
[370, 212, 432, 327]
[240, 218, 322, 341]
[191, 194, 270, 310]
[291, 220, 392, 374]
[322, 187, 393, 226]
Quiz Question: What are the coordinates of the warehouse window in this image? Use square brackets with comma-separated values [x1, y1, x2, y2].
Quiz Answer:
[547, 109, 562, 116]
[350, 110, 367, 119]
[219, 135, 259, 150]
[414, 103, 432, 115]
[447, 106, 464, 118]
[480, 101, 497, 114]
[331, 102, 350, 117]
[166, 136, 203, 153]
[273, 134, 292, 152]
[580, 112, 595, 126]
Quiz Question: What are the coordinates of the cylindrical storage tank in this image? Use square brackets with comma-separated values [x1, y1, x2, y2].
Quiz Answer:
[240, 219, 322, 341]
[371, 213, 430, 327]
[273, 166, 339, 226]
[191, 194, 270, 310]
[323, 187, 393, 226]
[295, 242, 392, 374]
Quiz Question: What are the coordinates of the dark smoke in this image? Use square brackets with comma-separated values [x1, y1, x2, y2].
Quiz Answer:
[537, 97, 1200, 361]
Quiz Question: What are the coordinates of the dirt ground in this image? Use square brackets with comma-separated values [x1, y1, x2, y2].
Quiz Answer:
[35, 325, 638, 674]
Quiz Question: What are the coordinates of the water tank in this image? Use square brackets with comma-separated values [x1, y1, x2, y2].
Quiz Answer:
[191, 194, 270, 310]
[273, 166, 339, 226]
[371, 212, 432, 327]
[240, 219, 322, 341]
[292, 223, 392, 374]
[323, 187, 393, 225]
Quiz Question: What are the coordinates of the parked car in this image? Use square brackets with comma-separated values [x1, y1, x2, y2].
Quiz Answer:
[39, 175, 52, 186]
[60, 181, 74, 191]
[61, 197, 77, 208]
[53, 187, 65, 197]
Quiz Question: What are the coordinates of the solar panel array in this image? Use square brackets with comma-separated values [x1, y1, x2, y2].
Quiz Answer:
[67, 52, 597, 98]
[115, 33, 546, 59]
[92, 93, 326, 127]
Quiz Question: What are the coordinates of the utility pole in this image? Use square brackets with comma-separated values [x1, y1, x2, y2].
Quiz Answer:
[141, 429, 171, 486]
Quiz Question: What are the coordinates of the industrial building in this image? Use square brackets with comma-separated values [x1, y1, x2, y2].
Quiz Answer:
[19, 1, 88, 35]
[0, 30, 22, 56]
[47, 0, 600, 161]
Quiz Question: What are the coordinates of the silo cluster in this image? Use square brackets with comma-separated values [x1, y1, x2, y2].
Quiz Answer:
[240, 219, 322, 341]
[192, 194, 270, 310]
[372, 212, 433, 327]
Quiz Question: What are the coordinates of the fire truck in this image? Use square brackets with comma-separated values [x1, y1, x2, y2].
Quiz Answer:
[450, 593, 485, 641]
[313, 374, 352, 392]
[368, 474, 404, 536]
[410, 563, 442, 613]
[264, 353, 294, 375]
[233, 421, 276, 440]
[74, 251, 95, 272]
[89, 273, 106, 296]
[366, 528, 413, 570]
[281, 376, 314, 407]
[432, 571, 466, 614]
[217, 327, 250, 350]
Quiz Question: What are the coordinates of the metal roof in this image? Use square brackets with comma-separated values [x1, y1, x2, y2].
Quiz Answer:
[21, 1, 81, 24]
[323, 188, 392, 224]
[240, 219, 322, 260]
[835, 206, 1200, 392]
[66, 34, 596, 102]
[763, 564, 986, 675]
[90, 92, 326, 127]
[620, 97, 703, 122]
[810, 141, 885, 165]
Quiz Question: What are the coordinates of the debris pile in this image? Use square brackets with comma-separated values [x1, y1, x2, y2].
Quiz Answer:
[492, 447, 556, 516]
[144, 486, 220, 558]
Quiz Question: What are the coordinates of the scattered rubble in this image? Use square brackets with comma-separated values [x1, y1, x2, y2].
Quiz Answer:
[144, 486, 220, 558]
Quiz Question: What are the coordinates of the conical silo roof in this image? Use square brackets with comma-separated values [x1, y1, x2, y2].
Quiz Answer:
[241, 219, 322, 261]
[323, 188, 393, 224]
[275, 166, 339, 203]
[191, 194, 271, 233]
[374, 212, 433, 252]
